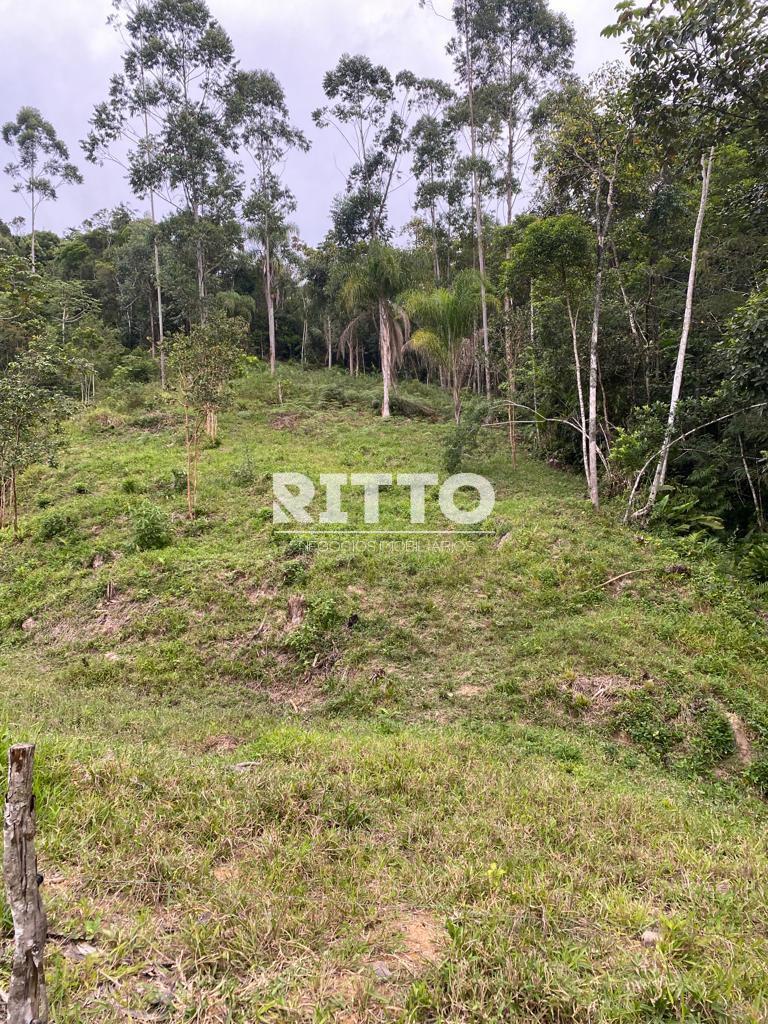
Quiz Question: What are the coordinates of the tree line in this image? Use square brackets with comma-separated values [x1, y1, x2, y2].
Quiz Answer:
[1, 0, 767, 549]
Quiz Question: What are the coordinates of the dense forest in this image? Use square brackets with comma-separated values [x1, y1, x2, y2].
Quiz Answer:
[2, 0, 767, 552]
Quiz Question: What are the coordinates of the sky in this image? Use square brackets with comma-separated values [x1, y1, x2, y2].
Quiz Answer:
[0, 0, 623, 245]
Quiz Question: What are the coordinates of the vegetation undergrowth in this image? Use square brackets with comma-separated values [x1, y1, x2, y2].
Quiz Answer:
[0, 366, 766, 1021]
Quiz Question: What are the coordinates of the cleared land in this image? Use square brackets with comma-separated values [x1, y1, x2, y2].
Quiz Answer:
[1, 367, 767, 1022]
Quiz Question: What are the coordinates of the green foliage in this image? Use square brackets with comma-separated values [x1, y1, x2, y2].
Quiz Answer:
[131, 501, 172, 552]
[169, 312, 248, 417]
[740, 540, 768, 582]
[612, 690, 683, 757]
[37, 509, 76, 542]
[441, 404, 485, 472]
[651, 491, 725, 537]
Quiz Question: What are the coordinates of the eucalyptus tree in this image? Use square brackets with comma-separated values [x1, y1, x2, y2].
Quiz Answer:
[607, 0, 768, 520]
[480, 0, 573, 224]
[313, 55, 418, 243]
[1, 107, 82, 272]
[340, 241, 410, 418]
[85, 0, 245, 323]
[470, 0, 573, 408]
[446, 0, 495, 397]
[237, 69, 309, 376]
[403, 270, 485, 422]
[83, 0, 172, 380]
[409, 79, 459, 283]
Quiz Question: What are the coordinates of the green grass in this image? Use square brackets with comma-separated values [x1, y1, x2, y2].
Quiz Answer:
[0, 365, 767, 1021]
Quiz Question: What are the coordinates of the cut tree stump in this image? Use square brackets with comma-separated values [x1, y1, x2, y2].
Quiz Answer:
[3, 744, 48, 1024]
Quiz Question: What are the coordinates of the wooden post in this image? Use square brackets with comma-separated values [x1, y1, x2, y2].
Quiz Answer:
[3, 744, 48, 1024]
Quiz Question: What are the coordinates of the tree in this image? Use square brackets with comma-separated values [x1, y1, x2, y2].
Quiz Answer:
[534, 70, 634, 507]
[0, 254, 47, 367]
[88, 0, 246, 321]
[2, 107, 82, 272]
[403, 270, 486, 422]
[303, 238, 344, 370]
[608, 0, 768, 520]
[340, 241, 410, 418]
[473, 0, 574, 417]
[447, 0, 495, 397]
[313, 55, 418, 243]
[480, 0, 574, 224]
[238, 69, 309, 376]
[505, 214, 594, 486]
[83, 0, 172, 382]
[0, 350, 68, 535]
[409, 79, 459, 284]
[169, 311, 247, 518]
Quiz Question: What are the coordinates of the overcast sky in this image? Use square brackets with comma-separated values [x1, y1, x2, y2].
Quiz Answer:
[0, 0, 623, 244]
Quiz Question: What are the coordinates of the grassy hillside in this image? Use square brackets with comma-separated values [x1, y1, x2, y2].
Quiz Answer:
[1, 366, 767, 1022]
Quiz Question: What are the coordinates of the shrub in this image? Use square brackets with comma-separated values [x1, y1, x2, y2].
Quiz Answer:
[321, 384, 353, 407]
[131, 502, 172, 551]
[37, 510, 76, 542]
[442, 406, 485, 473]
[232, 454, 257, 487]
[741, 540, 768, 582]
[371, 394, 439, 420]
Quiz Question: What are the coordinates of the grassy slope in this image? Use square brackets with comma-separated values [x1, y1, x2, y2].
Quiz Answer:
[0, 366, 767, 1022]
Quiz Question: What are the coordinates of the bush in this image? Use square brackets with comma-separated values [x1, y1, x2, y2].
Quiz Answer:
[111, 351, 157, 386]
[741, 540, 768, 582]
[442, 406, 485, 473]
[745, 756, 768, 796]
[232, 454, 257, 487]
[37, 510, 76, 542]
[131, 502, 172, 551]
[321, 384, 353, 407]
[371, 394, 439, 420]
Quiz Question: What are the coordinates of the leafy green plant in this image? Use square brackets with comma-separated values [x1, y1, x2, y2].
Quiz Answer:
[741, 540, 768, 582]
[131, 502, 172, 551]
[37, 510, 76, 542]
[651, 491, 725, 537]
[442, 405, 485, 473]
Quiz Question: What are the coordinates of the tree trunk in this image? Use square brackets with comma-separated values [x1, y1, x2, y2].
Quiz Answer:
[30, 191, 36, 274]
[430, 204, 441, 284]
[462, 2, 491, 400]
[530, 282, 541, 448]
[138, 17, 166, 385]
[643, 147, 715, 517]
[566, 298, 589, 491]
[326, 316, 333, 369]
[184, 407, 195, 519]
[11, 467, 18, 538]
[153, 236, 166, 388]
[192, 204, 207, 322]
[379, 299, 391, 419]
[4, 744, 48, 1024]
[265, 241, 276, 376]
[586, 174, 617, 509]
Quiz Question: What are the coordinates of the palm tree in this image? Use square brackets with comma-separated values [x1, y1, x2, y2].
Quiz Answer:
[402, 270, 485, 423]
[340, 241, 410, 418]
